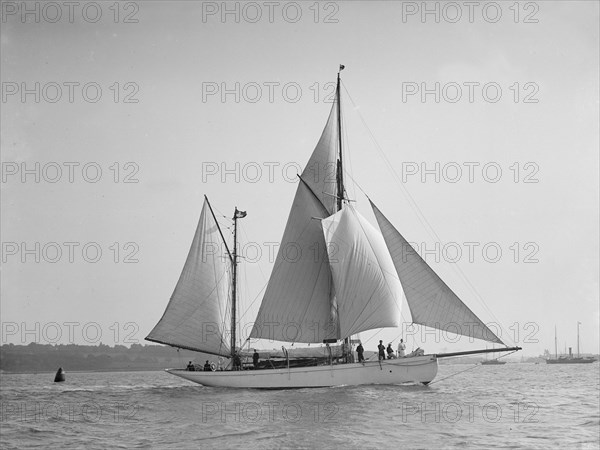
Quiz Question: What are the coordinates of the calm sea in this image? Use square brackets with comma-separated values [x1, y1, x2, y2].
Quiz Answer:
[1, 363, 598, 449]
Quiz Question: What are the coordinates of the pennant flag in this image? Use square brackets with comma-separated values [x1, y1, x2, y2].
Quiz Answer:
[235, 210, 247, 219]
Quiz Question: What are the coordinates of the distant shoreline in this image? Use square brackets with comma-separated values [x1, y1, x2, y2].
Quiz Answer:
[1, 368, 171, 375]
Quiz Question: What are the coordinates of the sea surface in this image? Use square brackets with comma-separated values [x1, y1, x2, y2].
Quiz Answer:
[1, 363, 598, 449]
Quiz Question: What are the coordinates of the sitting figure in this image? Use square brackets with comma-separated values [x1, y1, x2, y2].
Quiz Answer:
[186, 361, 195, 371]
[408, 347, 425, 357]
[203, 360, 212, 371]
[386, 343, 395, 359]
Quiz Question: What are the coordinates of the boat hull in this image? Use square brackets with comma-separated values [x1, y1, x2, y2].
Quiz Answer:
[166, 355, 438, 388]
[545, 358, 597, 364]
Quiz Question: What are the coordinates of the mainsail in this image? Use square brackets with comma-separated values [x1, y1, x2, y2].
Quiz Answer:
[321, 206, 403, 338]
[146, 197, 232, 356]
[250, 101, 340, 343]
[370, 200, 504, 344]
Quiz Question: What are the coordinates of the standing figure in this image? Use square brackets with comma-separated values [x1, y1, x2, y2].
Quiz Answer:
[398, 339, 406, 358]
[253, 349, 260, 369]
[356, 342, 365, 363]
[377, 340, 386, 361]
[233, 353, 242, 370]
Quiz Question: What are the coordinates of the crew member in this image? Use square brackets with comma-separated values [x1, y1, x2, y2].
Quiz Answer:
[253, 349, 260, 369]
[378, 340, 386, 361]
[386, 343, 395, 359]
[356, 342, 365, 363]
[398, 339, 406, 358]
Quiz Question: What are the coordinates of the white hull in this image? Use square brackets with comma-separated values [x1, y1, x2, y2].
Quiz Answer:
[166, 355, 438, 389]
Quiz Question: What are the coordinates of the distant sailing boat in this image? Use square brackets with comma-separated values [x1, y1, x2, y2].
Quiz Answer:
[481, 345, 506, 365]
[546, 323, 597, 364]
[146, 66, 521, 388]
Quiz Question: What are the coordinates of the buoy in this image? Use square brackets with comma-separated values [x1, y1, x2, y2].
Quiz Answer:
[54, 367, 65, 382]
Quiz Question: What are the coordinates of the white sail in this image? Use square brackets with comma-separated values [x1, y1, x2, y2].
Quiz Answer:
[297, 100, 339, 215]
[250, 102, 340, 343]
[321, 206, 403, 338]
[370, 200, 504, 344]
[146, 198, 232, 356]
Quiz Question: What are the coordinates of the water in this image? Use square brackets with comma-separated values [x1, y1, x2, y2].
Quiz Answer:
[1, 364, 598, 449]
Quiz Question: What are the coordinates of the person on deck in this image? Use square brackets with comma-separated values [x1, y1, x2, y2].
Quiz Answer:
[233, 353, 242, 370]
[356, 342, 365, 363]
[253, 350, 260, 369]
[386, 343, 395, 359]
[203, 360, 212, 371]
[398, 339, 406, 358]
[378, 340, 386, 361]
[187, 361, 195, 371]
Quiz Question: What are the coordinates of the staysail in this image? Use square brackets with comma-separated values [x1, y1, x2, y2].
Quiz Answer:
[250, 101, 340, 344]
[370, 200, 504, 344]
[321, 206, 403, 338]
[146, 197, 232, 356]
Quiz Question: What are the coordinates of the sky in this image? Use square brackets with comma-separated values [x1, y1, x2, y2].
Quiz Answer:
[1, 1, 598, 357]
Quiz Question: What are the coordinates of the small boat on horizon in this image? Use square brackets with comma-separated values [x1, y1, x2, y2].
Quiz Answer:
[481, 359, 506, 365]
[546, 323, 597, 364]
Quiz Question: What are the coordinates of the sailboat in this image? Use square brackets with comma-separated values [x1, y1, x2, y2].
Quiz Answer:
[481, 346, 507, 365]
[481, 358, 506, 365]
[546, 323, 597, 364]
[481, 344, 507, 365]
[146, 66, 521, 388]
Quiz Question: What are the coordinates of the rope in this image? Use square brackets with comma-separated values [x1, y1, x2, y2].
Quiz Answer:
[429, 350, 519, 385]
[341, 82, 514, 346]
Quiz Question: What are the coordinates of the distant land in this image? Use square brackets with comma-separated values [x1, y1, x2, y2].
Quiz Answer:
[0, 343, 211, 373]
[1, 343, 581, 373]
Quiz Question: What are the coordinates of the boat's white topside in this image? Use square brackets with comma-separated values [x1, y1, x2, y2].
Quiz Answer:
[166, 355, 438, 389]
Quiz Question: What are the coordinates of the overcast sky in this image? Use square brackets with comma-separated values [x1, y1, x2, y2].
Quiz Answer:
[1, 1, 598, 356]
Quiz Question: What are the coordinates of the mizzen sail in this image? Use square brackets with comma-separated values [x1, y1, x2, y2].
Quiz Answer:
[146, 197, 232, 356]
[322, 206, 402, 338]
[370, 200, 504, 345]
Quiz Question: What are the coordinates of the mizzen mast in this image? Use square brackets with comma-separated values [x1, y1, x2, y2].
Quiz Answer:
[231, 207, 246, 358]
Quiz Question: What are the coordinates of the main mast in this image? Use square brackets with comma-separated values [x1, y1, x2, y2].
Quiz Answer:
[336, 64, 345, 211]
[336, 65, 349, 358]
